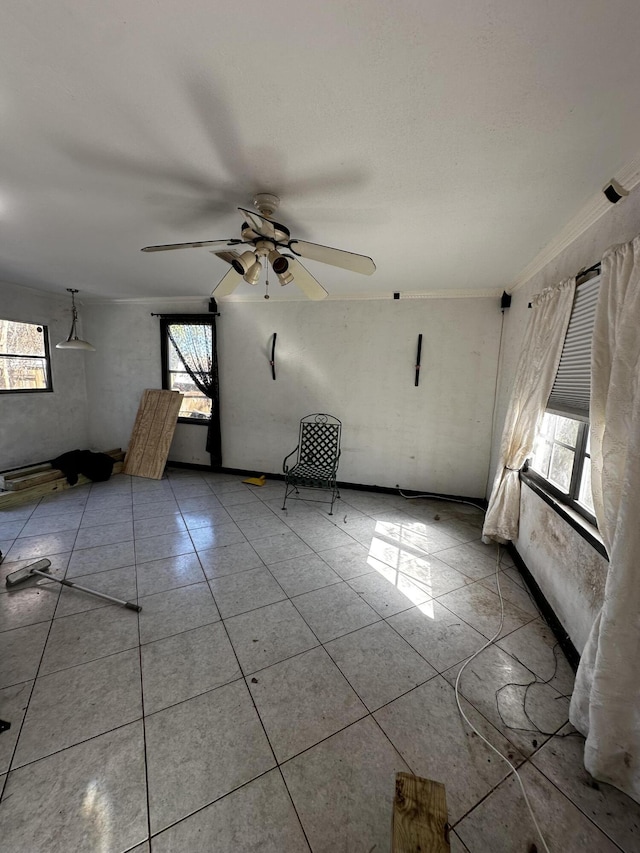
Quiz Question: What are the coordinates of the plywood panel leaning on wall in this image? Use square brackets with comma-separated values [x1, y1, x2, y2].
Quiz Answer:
[124, 389, 183, 480]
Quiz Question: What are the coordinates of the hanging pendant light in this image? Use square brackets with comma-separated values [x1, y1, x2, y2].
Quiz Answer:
[56, 288, 95, 351]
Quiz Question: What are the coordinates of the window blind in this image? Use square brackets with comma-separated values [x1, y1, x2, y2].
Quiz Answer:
[547, 274, 600, 420]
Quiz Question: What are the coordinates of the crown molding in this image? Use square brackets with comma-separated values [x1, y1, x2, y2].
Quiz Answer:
[510, 152, 640, 293]
[87, 287, 501, 306]
[85, 295, 208, 305]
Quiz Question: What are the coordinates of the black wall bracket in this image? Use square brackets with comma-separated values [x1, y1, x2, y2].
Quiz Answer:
[269, 333, 277, 380]
[415, 334, 423, 386]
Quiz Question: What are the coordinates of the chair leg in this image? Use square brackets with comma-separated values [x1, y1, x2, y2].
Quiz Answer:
[282, 481, 299, 511]
[329, 482, 337, 515]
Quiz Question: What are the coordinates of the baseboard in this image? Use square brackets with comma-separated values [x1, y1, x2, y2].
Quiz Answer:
[166, 460, 487, 508]
[507, 542, 580, 672]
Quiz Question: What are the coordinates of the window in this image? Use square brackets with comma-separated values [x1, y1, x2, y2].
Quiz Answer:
[527, 411, 595, 524]
[0, 319, 52, 393]
[160, 318, 213, 423]
[524, 272, 600, 526]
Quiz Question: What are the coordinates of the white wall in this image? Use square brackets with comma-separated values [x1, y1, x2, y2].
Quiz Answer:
[517, 486, 607, 653]
[0, 281, 90, 470]
[83, 295, 502, 496]
[489, 184, 640, 651]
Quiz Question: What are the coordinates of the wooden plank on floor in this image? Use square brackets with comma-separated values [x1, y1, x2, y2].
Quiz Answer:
[392, 773, 450, 853]
[0, 453, 124, 509]
[2, 469, 66, 491]
[123, 389, 183, 480]
[0, 449, 125, 490]
[0, 462, 53, 486]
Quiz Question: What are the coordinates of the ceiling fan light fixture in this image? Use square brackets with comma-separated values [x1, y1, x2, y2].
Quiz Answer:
[277, 271, 294, 286]
[56, 289, 95, 351]
[231, 250, 257, 275]
[244, 259, 262, 285]
[268, 250, 294, 285]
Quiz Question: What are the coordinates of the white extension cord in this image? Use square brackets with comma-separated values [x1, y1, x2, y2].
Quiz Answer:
[453, 549, 552, 853]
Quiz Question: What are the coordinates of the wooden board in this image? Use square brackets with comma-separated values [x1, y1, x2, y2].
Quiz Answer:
[3, 469, 72, 491]
[392, 773, 450, 853]
[0, 450, 125, 491]
[123, 390, 183, 480]
[0, 451, 124, 509]
[0, 462, 53, 486]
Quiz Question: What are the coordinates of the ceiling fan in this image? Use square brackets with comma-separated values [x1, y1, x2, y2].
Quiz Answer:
[141, 193, 376, 300]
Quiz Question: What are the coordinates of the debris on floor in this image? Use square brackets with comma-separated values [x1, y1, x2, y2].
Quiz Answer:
[243, 475, 266, 486]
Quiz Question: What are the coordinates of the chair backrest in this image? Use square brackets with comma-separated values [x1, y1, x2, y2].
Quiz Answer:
[298, 413, 342, 469]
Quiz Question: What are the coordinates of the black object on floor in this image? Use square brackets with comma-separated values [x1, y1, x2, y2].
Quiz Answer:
[50, 450, 115, 485]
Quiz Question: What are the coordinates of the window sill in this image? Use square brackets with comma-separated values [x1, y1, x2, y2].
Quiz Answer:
[177, 418, 211, 426]
[520, 470, 607, 561]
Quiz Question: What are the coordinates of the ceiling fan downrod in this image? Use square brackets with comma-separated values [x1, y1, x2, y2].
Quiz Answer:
[253, 192, 280, 218]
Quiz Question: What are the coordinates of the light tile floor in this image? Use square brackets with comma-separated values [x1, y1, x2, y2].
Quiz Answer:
[1, 471, 639, 852]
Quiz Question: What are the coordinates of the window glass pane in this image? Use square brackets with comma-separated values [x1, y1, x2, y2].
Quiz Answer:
[0, 356, 48, 390]
[530, 437, 552, 478]
[579, 457, 595, 513]
[0, 320, 46, 356]
[538, 412, 555, 438]
[168, 372, 211, 420]
[168, 338, 193, 371]
[554, 415, 579, 447]
[167, 325, 211, 370]
[549, 444, 574, 492]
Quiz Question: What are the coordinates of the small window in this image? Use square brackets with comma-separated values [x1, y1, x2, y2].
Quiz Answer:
[528, 412, 595, 524]
[0, 319, 52, 393]
[161, 319, 213, 423]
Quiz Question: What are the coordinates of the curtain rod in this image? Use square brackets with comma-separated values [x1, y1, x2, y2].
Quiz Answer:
[528, 261, 602, 308]
[150, 312, 219, 318]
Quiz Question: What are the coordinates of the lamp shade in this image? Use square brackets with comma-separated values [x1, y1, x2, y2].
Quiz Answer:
[56, 288, 95, 351]
[56, 338, 96, 351]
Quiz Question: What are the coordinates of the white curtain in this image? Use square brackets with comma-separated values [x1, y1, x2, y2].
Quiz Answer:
[570, 236, 640, 802]
[482, 278, 576, 543]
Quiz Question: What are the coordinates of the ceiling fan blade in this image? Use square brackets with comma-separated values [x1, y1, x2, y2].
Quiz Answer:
[238, 207, 276, 240]
[141, 239, 241, 253]
[288, 259, 328, 301]
[212, 249, 240, 265]
[212, 266, 243, 297]
[288, 240, 376, 275]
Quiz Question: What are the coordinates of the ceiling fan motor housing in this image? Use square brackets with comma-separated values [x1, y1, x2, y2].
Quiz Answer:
[253, 192, 280, 218]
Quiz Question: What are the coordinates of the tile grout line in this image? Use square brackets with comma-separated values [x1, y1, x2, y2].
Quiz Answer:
[192, 499, 545, 799]
[451, 736, 628, 853]
[185, 522, 315, 853]
[133, 508, 157, 853]
[171, 476, 584, 832]
[2, 474, 592, 847]
[0, 488, 77, 800]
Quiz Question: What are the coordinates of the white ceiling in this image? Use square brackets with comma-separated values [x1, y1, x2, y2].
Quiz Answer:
[2, 1, 640, 302]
